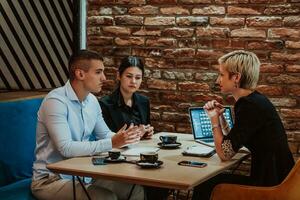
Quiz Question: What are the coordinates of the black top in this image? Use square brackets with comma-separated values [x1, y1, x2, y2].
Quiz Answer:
[99, 88, 150, 132]
[224, 91, 294, 186]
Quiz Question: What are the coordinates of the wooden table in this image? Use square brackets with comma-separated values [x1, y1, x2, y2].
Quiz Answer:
[47, 132, 248, 193]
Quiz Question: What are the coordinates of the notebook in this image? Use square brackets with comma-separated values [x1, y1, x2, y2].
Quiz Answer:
[189, 107, 234, 147]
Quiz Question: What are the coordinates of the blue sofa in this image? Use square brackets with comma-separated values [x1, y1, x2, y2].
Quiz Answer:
[0, 94, 44, 200]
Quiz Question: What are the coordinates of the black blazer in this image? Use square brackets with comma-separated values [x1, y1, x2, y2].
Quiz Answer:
[99, 88, 150, 132]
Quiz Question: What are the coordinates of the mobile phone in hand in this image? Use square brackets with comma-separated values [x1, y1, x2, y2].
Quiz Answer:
[178, 160, 207, 168]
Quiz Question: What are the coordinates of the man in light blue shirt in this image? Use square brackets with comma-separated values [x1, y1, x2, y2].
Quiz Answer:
[31, 50, 143, 200]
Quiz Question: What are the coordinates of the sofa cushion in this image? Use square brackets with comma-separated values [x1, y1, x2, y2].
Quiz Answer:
[0, 178, 35, 200]
[0, 98, 43, 186]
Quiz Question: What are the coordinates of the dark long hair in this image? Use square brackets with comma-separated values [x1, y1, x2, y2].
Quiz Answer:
[119, 56, 144, 76]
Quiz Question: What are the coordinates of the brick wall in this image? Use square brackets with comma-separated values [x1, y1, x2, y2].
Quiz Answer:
[87, 0, 300, 159]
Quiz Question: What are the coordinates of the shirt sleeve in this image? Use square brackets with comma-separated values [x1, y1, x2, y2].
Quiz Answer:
[223, 100, 264, 153]
[42, 98, 112, 158]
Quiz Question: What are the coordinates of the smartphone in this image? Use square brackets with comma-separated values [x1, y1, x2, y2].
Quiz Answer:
[178, 160, 207, 168]
[92, 157, 106, 165]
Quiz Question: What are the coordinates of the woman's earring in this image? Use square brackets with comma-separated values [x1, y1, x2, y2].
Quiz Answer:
[235, 82, 238, 88]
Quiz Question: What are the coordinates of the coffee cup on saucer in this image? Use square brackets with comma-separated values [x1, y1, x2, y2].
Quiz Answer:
[140, 152, 158, 163]
[159, 135, 177, 144]
[108, 150, 121, 160]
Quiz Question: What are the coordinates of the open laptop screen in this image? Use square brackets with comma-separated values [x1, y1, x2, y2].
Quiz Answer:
[189, 107, 234, 143]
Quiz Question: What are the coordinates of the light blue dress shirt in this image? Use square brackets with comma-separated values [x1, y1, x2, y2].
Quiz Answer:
[33, 81, 112, 180]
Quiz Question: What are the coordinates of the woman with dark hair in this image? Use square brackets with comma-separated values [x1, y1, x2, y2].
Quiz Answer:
[99, 56, 169, 200]
[99, 56, 154, 139]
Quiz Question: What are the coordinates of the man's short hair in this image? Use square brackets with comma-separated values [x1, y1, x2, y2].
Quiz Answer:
[218, 50, 261, 89]
[68, 50, 103, 80]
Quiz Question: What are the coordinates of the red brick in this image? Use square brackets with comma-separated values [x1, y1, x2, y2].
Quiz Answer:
[179, 0, 211, 3]
[88, 36, 113, 46]
[270, 98, 297, 107]
[146, 38, 177, 47]
[281, 109, 300, 118]
[259, 63, 284, 73]
[145, 58, 175, 69]
[286, 65, 300, 72]
[162, 112, 190, 123]
[212, 39, 230, 48]
[115, 0, 146, 4]
[161, 92, 191, 102]
[151, 122, 175, 132]
[269, 28, 300, 38]
[256, 85, 284, 96]
[162, 28, 194, 38]
[160, 6, 190, 15]
[192, 93, 224, 103]
[283, 16, 300, 27]
[152, 104, 175, 112]
[163, 48, 195, 58]
[178, 38, 198, 48]
[288, 86, 300, 96]
[132, 48, 162, 57]
[88, 0, 113, 5]
[215, 0, 248, 3]
[286, 41, 300, 49]
[129, 6, 159, 15]
[196, 27, 229, 38]
[148, 0, 177, 3]
[264, 5, 300, 15]
[115, 15, 143, 25]
[150, 112, 161, 121]
[178, 81, 210, 92]
[176, 60, 210, 70]
[271, 52, 300, 62]
[145, 17, 175, 25]
[231, 39, 246, 48]
[88, 16, 113, 25]
[210, 17, 245, 26]
[176, 16, 208, 26]
[231, 28, 266, 38]
[115, 37, 145, 46]
[228, 6, 262, 15]
[176, 124, 192, 134]
[267, 74, 300, 84]
[102, 26, 131, 36]
[192, 6, 225, 15]
[196, 50, 224, 60]
[147, 79, 177, 90]
[250, 0, 269, 3]
[132, 27, 161, 36]
[247, 40, 284, 50]
[246, 17, 282, 27]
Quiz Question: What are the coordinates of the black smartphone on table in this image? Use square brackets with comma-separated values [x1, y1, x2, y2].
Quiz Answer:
[178, 160, 207, 168]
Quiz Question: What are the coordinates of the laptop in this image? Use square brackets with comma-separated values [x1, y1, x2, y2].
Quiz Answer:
[189, 107, 234, 147]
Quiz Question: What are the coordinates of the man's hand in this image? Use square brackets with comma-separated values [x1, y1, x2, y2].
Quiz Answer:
[111, 124, 141, 148]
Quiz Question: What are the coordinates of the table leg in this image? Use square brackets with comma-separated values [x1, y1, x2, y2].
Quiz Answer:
[77, 176, 92, 200]
[72, 176, 76, 200]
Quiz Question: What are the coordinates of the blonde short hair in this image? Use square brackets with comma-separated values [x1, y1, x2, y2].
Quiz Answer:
[218, 50, 260, 89]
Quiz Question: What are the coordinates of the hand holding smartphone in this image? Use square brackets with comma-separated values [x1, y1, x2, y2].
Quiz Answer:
[178, 160, 207, 168]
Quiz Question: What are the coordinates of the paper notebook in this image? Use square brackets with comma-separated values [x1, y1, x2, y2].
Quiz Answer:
[182, 145, 215, 157]
[122, 147, 160, 156]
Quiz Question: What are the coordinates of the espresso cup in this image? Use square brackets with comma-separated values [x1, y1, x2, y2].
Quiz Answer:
[108, 150, 121, 160]
[140, 152, 158, 163]
[159, 135, 177, 144]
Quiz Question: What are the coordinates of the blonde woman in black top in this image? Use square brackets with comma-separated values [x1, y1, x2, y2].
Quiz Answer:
[192, 50, 294, 200]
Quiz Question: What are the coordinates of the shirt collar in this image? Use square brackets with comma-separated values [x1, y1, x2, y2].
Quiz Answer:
[113, 87, 137, 108]
[65, 80, 90, 104]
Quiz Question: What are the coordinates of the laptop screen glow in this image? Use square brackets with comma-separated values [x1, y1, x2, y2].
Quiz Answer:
[189, 107, 234, 143]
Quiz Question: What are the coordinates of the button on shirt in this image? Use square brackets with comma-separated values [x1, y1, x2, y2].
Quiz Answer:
[33, 81, 112, 180]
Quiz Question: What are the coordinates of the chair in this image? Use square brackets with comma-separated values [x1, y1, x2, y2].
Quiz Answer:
[210, 159, 300, 200]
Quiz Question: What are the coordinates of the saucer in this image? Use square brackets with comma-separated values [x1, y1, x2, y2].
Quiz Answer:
[157, 142, 182, 149]
[104, 155, 126, 163]
[136, 160, 163, 169]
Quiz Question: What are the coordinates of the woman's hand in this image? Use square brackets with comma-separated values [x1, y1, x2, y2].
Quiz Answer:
[203, 100, 225, 118]
[112, 124, 141, 148]
[138, 124, 154, 139]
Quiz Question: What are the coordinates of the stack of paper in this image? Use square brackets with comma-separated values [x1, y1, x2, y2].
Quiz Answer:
[122, 147, 160, 156]
[182, 145, 215, 157]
